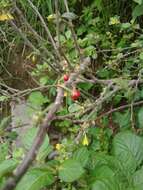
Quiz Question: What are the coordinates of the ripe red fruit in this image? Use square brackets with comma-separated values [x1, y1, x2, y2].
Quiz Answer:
[63, 74, 69, 81]
[71, 89, 80, 100]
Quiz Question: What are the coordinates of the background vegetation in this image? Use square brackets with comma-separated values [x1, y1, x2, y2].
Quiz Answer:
[1, 0, 143, 189]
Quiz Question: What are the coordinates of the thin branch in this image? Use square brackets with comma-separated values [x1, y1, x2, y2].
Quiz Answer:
[13, 3, 62, 71]
[26, 0, 62, 64]
[9, 20, 37, 52]
[55, 0, 60, 48]
[9, 19, 61, 73]
[54, 0, 72, 70]
[63, 0, 81, 60]
[97, 100, 143, 120]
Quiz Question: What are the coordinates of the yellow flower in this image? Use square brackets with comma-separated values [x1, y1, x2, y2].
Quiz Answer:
[64, 91, 68, 97]
[82, 134, 89, 146]
[47, 14, 56, 22]
[55, 143, 62, 151]
[109, 17, 120, 25]
[31, 55, 36, 63]
[0, 13, 14, 21]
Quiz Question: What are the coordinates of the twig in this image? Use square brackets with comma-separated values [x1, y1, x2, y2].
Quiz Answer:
[26, 0, 62, 64]
[54, 0, 73, 70]
[55, 0, 60, 48]
[63, 0, 81, 60]
[9, 20, 37, 52]
[13, 3, 62, 72]
[96, 100, 143, 120]
[9, 17, 61, 73]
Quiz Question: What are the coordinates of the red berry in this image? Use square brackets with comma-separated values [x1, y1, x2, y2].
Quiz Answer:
[71, 89, 80, 100]
[63, 74, 69, 81]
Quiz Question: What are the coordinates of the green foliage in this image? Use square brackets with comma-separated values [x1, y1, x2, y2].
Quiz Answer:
[28, 91, 48, 107]
[59, 159, 84, 182]
[0, 159, 18, 178]
[15, 168, 54, 190]
[138, 107, 143, 128]
[2, 0, 143, 190]
[73, 147, 89, 167]
[112, 132, 143, 173]
[21, 127, 51, 161]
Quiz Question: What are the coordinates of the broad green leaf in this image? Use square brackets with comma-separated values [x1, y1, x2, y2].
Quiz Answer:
[88, 152, 122, 173]
[91, 165, 115, 179]
[28, 91, 48, 107]
[88, 153, 125, 189]
[73, 147, 89, 167]
[138, 107, 143, 128]
[59, 159, 84, 182]
[132, 167, 143, 187]
[36, 145, 53, 161]
[0, 159, 18, 178]
[90, 161, 123, 190]
[21, 128, 49, 160]
[132, 5, 143, 19]
[16, 169, 54, 190]
[92, 180, 110, 190]
[112, 131, 143, 172]
[91, 178, 121, 190]
[113, 110, 130, 128]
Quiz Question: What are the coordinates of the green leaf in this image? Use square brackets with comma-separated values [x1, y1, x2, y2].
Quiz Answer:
[73, 147, 89, 167]
[39, 76, 49, 85]
[132, 167, 143, 187]
[113, 110, 130, 128]
[0, 96, 8, 102]
[0, 159, 18, 178]
[138, 107, 143, 128]
[59, 159, 84, 182]
[92, 180, 111, 190]
[21, 128, 49, 160]
[0, 116, 11, 130]
[84, 45, 96, 57]
[62, 12, 77, 20]
[15, 169, 54, 190]
[0, 143, 9, 163]
[65, 30, 72, 39]
[28, 91, 48, 107]
[91, 178, 121, 190]
[68, 103, 83, 113]
[94, 0, 102, 11]
[88, 152, 122, 174]
[121, 23, 131, 29]
[139, 52, 143, 60]
[132, 5, 143, 19]
[91, 165, 122, 190]
[112, 131, 143, 172]
[78, 82, 93, 90]
[133, 0, 143, 5]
